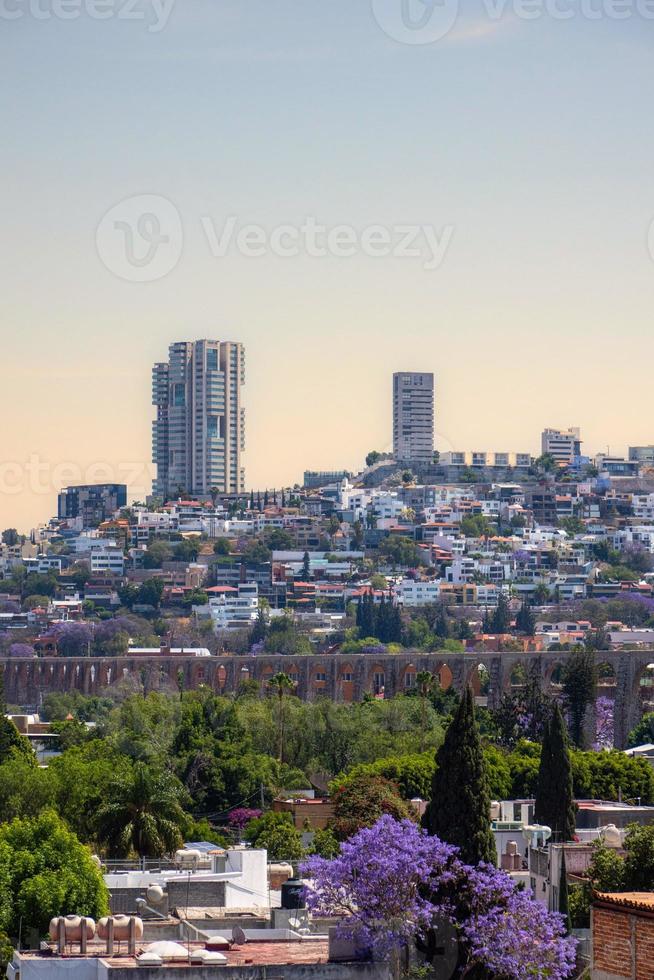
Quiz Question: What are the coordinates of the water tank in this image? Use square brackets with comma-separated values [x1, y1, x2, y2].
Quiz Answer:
[601, 823, 622, 848]
[146, 884, 165, 905]
[175, 848, 201, 867]
[97, 916, 144, 941]
[48, 916, 96, 942]
[281, 878, 306, 909]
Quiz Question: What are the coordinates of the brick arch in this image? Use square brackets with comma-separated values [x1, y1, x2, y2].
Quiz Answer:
[367, 663, 386, 697]
[465, 662, 491, 698]
[401, 662, 418, 692]
[309, 662, 328, 698]
[336, 662, 355, 703]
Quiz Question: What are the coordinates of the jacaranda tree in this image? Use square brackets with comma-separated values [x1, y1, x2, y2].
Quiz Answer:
[300, 815, 576, 979]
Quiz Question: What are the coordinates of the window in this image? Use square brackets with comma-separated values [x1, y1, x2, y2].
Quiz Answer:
[207, 416, 218, 438]
[206, 349, 218, 371]
[173, 383, 185, 406]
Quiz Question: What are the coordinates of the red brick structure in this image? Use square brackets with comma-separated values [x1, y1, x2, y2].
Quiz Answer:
[592, 892, 654, 979]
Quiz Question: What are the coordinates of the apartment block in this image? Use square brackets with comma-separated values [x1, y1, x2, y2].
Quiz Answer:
[58, 484, 127, 528]
[541, 427, 581, 465]
[152, 339, 245, 500]
[392, 372, 434, 461]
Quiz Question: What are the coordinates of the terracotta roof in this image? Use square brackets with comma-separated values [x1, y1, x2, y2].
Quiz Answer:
[595, 892, 654, 911]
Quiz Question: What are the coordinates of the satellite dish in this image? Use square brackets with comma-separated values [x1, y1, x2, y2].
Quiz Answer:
[231, 926, 246, 946]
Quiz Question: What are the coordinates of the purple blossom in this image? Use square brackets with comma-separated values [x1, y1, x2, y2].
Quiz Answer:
[461, 863, 577, 979]
[300, 816, 460, 958]
[300, 816, 577, 977]
[593, 695, 615, 750]
[8, 642, 35, 659]
[228, 807, 262, 830]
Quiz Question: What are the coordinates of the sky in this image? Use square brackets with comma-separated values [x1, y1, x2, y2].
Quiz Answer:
[2, 0, 654, 532]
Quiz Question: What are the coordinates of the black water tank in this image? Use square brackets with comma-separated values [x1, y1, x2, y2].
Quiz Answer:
[281, 878, 306, 909]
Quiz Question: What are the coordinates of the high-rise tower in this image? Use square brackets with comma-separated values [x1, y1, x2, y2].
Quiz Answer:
[392, 372, 434, 461]
[152, 339, 245, 499]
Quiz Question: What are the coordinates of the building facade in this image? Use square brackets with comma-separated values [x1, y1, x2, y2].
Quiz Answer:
[58, 484, 127, 527]
[629, 445, 654, 464]
[152, 339, 245, 500]
[541, 427, 582, 465]
[392, 371, 434, 461]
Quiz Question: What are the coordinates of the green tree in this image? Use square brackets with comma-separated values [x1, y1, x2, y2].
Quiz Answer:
[244, 811, 304, 861]
[1, 529, 19, 547]
[242, 539, 272, 564]
[302, 550, 311, 580]
[0, 810, 109, 938]
[535, 704, 576, 843]
[331, 773, 412, 840]
[423, 686, 496, 865]
[268, 672, 296, 764]
[416, 671, 435, 753]
[562, 647, 596, 747]
[0, 717, 35, 765]
[143, 539, 173, 568]
[515, 601, 536, 636]
[95, 762, 188, 857]
[627, 713, 654, 748]
[365, 450, 381, 468]
[213, 538, 231, 555]
[490, 593, 511, 633]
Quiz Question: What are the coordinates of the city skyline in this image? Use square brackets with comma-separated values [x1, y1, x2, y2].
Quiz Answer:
[3, 4, 654, 532]
[1, 330, 652, 532]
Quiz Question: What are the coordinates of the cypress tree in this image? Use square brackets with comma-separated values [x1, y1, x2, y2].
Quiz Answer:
[424, 686, 496, 865]
[535, 703, 576, 843]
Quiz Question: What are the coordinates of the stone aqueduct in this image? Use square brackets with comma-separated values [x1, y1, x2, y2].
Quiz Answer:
[3, 649, 654, 748]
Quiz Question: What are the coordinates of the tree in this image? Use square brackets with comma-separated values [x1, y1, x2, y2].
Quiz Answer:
[244, 811, 304, 861]
[213, 538, 231, 555]
[173, 538, 202, 562]
[0, 810, 109, 938]
[490, 593, 511, 633]
[416, 671, 435, 753]
[1, 529, 19, 547]
[300, 816, 576, 976]
[95, 762, 188, 857]
[268, 672, 295, 764]
[365, 450, 381, 468]
[143, 539, 173, 568]
[535, 704, 576, 843]
[302, 550, 311, 580]
[424, 686, 496, 865]
[628, 712, 654, 748]
[137, 578, 164, 609]
[331, 773, 412, 840]
[515, 600, 536, 636]
[0, 716, 34, 765]
[563, 647, 596, 747]
[242, 539, 272, 564]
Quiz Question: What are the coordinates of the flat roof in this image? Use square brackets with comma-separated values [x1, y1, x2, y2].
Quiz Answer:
[18, 939, 332, 969]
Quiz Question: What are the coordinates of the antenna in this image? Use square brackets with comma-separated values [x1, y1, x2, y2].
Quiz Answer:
[231, 926, 246, 946]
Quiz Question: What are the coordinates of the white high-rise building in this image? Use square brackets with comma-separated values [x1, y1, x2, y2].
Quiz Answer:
[392, 372, 434, 461]
[152, 339, 245, 500]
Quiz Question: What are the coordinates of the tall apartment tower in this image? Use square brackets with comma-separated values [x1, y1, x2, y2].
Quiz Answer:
[152, 339, 245, 500]
[392, 372, 435, 461]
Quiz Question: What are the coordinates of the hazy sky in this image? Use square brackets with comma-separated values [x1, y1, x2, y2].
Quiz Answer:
[2, 0, 654, 531]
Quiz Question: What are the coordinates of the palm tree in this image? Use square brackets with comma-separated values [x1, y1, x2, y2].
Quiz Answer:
[95, 763, 187, 858]
[268, 672, 295, 764]
[416, 670, 435, 753]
